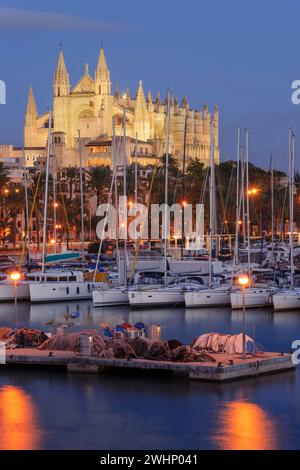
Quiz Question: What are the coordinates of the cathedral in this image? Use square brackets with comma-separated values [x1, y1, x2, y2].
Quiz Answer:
[24, 47, 220, 169]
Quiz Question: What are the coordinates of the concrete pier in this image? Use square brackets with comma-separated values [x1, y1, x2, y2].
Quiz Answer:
[3, 349, 295, 382]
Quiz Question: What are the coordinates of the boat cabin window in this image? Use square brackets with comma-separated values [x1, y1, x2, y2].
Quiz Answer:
[69, 276, 77, 282]
[58, 276, 68, 282]
[45, 276, 58, 282]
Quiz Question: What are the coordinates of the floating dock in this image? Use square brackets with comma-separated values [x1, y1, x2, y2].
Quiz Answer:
[3, 349, 295, 382]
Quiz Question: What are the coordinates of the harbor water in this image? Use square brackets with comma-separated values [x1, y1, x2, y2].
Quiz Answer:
[0, 301, 299, 450]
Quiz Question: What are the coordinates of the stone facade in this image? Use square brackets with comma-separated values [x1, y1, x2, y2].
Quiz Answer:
[24, 48, 219, 169]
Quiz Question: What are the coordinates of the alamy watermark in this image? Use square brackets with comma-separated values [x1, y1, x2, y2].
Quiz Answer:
[0, 80, 6, 104]
[96, 197, 205, 249]
[291, 340, 300, 365]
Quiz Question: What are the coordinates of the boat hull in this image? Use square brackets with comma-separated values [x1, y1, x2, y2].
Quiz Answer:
[29, 281, 105, 303]
[128, 288, 184, 308]
[93, 288, 129, 307]
[185, 288, 231, 308]
[230, 288, 272, 309]
[272, 290, 300, 311]
[0, 282, 30, 301]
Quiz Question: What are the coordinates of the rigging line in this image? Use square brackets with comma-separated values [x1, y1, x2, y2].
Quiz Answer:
[221, 161, 235, 234]
[129, 110, 168, 279]
[93, 119, 124, 282]
[18, 170, 42, 270]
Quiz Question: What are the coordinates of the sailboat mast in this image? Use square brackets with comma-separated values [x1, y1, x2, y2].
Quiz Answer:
[78, 129, 85, 261]
[289, 129, 295, 289]
[208, 120, 215, 288]
[123, 109, 128, 287]
[134, 134, 138, 249]
[164, 90, 171, 286]
[245, 129, 251, 279]
[52, 143, 57, 254]
[23, 149, 30, 263]
[234, 127, 240, 268]
[112, 118, 120, 281]
[41, 110, 52, 274]
[270, 152, 274, 263]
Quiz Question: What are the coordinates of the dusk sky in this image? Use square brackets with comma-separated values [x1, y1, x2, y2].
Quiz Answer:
[0, 0, 300, 170]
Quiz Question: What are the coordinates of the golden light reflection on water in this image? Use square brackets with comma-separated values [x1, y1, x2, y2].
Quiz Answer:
[0, 385, 43, 450]
[212, 401, 277, 450]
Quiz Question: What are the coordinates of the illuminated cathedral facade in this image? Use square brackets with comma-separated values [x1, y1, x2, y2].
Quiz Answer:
[24, 47, 219, 169]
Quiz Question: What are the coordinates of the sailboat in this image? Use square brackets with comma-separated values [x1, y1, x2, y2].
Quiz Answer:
[128, 90, 185, 308]
[93, 112, 130, 307]
[272, 130, 300, 311]
[29, 117, 106, 303]
[230, 129, 275, 309]
[184, 120, 231, 308]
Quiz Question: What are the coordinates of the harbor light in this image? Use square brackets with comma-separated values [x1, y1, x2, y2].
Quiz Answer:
[238, 274, 249, 286]
[50, 238, 56, 245]
[10, 271, 21, 282]
[54, 202, 59, 208]
[248, 188, 259, 196]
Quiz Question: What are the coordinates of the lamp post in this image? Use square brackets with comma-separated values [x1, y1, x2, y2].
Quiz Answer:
[238, 273, 249, 359]
[9, 271, 21, 325]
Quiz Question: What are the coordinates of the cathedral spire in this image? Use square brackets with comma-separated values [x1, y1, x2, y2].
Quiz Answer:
[54, 48, 70, 96]
[134, 80, 150, 141]
[95, 47, 111, 95]
[25, 87, 38, 121]
[135, 80, 147, 114]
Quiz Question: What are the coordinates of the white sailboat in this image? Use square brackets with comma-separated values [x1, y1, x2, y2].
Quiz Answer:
[273, 130, 300, 311]
[129, 90, 185, 308]
[229, 129, 274, 309]
[0, 273, 30, 302]
[92, 111, 132, 307]
[184, 119, 231, 308]
[29, 116, 105, 303]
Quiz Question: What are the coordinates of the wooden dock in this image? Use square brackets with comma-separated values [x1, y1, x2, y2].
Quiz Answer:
[3, 348, 295, 382]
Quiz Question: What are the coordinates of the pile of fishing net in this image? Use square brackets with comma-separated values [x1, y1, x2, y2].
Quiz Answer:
[38, 329, 102, 352]
[38, 331, 216, 362]
[5, 328, 48, 349]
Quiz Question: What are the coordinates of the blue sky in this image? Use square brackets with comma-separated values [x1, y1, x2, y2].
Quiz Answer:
[0, 0, 299, 170]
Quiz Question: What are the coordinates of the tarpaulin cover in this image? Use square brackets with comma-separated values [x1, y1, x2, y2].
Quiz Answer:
[191, 332, 254, 354]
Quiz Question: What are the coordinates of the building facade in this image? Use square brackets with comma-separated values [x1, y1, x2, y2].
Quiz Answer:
[24, 47, 219, 170]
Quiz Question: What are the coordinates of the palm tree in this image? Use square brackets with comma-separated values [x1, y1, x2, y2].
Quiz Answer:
[0, 163, 9, 187]
[65, 167, 79, 201]
[29, 171, 45, 249]
[5, 185, 25, 248]
[85, 166, 111, 207]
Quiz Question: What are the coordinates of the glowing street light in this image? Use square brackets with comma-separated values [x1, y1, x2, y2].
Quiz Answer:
[49, 238, 56, 245]
[248, 188, 259, 196]
[53, 202, 59, 208]
[9, 271, 21, 282]
[238, 274, 249, 287]
[238, 273, 249, 359]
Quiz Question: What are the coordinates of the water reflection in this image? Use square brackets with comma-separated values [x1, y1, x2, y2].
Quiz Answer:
[0, 385, 43, 450]
[212, 400, 277, 450]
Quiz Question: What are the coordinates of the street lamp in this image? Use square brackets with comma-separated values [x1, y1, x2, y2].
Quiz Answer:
[238, 273, 249, 359]
[9, 271, 21, 325]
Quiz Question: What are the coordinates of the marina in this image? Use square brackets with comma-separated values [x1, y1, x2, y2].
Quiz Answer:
[1, 0, 300, 454]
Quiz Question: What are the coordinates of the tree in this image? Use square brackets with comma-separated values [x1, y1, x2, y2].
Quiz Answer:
[65, 167, 79, 200]
[85, 166, 111, 207]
